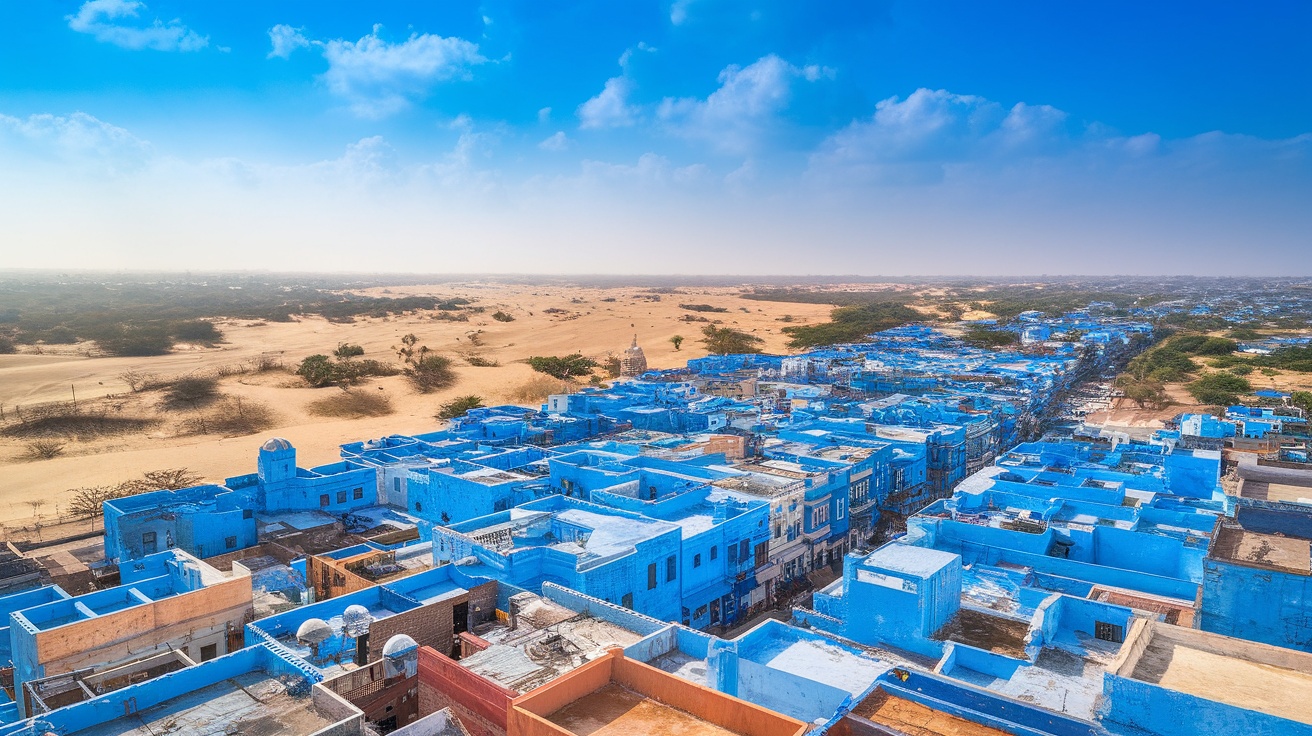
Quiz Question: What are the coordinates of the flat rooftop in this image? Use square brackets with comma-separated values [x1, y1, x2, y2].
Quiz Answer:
[546, 683, 739, 736]
[1121, 623, 1312, 725]
[851, 690, 1010, 736]
[69, 671, 342, 736]
[1210, 525, 1311, 575]
[1238, 479, 1312, 505]
[932, 608, 1030, 659]
[463, 599, 645, 691]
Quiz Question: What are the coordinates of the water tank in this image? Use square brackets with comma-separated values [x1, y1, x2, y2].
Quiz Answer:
[296, 618, 333, 645]
[342, 605, 373, 637]
[382, 634, 419, 678]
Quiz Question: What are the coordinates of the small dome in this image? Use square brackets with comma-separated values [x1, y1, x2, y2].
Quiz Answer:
[382, 634, 418, 657]
[342, 605, 373, 635]
[296, 618, 332, 644]
[261, 437, 293, 452]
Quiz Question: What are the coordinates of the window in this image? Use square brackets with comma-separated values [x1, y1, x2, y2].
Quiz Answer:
[647, 563, 657, 590]
[394, 477, 401, 492]
[415, 501, 422, 512]
[774, 523, 782, 539]
[837, 498, 845, 520]
[352, 487, 364, 500]
[709, 546, 717, 561]
[142, 531, 157, 554]
[200, 643, 217, 662]
[666, 555, 677, 582]
[621, 593, 633, 609]
[319, 494, 330, 508]
[337, 490, 347, 504]
[693, 554, 702, 568]
[739, 539, 750, 561]
[1095, 621, 1125, 643]
[754, 542, 768, 567]
[225, 536, 237, 549]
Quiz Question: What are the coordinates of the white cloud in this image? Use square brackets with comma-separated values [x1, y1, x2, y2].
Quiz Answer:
[580, 153, 709, 186]
[577, 76, 639, 129]
[805, 88, 1088, 185]
[66, 0, 208, 52]
[539, 131, 570, 151]
[320, 25, 487, 118]
[538, 107, 552, 123]
[658, 55, 822, 153]
[0, 111, 152, 174]
[267, 24, 310, 59]
[670, 0, 696, 25]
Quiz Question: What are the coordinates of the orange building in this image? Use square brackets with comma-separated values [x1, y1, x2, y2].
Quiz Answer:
[507, 648, 806, 736]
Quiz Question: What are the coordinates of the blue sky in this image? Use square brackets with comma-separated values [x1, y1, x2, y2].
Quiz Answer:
[0, 1, 1308, 275]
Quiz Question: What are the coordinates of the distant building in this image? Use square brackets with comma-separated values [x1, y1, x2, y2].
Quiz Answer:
[620, 335, 648, 377]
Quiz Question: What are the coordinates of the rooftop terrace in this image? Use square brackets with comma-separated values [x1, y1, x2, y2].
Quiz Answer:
[1110, 619, 1312, 727]
[1210, 524, 1311, 575]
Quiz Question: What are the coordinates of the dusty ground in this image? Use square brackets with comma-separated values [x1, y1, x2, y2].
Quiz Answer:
[0, 283, 838, 528]
[1085, 367, 1312, 430]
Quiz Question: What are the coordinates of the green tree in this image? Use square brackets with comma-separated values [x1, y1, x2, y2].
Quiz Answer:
[699, 325, 764, 354]
[528, 354, 598, 380]
[1187, 373, 1252, 406]
[670, 335, 684, 351]
[407, 354, 456, 393]
[334, 342, 365, 358]
[961, 327, 1018, 349]
[1292, 391, 1312, 416]
[437, 395, 485, 420]
[297, 354, 337, 387]
[781, 302, 921, 348]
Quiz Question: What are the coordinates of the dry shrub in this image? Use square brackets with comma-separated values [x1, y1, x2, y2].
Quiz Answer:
[247, 354, 284, 372]
[119, 369, 162, 392]
[183, 397, 276, 436]
[506, 375, 576, 405]
[25, 439, 65, 460]
[3, 402, 157, 439]
[160, 375, 221, 410]
[67, 468, 203, 518]
[306, 389, 395, 419]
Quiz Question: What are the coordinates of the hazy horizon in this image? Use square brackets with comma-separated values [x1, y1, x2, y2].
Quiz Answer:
[1, 2, 1309, 275]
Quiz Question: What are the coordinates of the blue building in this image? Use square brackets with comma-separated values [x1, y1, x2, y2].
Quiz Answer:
[432, 495, 686, 622]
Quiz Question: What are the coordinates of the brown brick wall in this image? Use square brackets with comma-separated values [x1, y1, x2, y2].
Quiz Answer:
[370, 595, 459, 661]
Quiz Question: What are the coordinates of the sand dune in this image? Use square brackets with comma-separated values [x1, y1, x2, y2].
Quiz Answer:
[0, 283, 834, 527]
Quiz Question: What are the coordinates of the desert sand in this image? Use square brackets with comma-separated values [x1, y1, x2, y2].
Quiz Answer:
[0, 283, 834, 528]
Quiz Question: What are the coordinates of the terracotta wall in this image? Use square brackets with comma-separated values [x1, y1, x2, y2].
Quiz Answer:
[33, 574, 252, 674]
[509, 649, 807, 736]
[417, 645, 518, 736]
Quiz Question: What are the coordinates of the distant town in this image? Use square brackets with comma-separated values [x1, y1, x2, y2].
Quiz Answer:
[3, 277, 1312, 735]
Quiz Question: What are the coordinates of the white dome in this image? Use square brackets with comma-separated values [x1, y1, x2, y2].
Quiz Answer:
[296, 618, 332, 644]
[261, 437, 293, 452]
[382, 634, 418, 657]
[342, 605, 372, 635]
